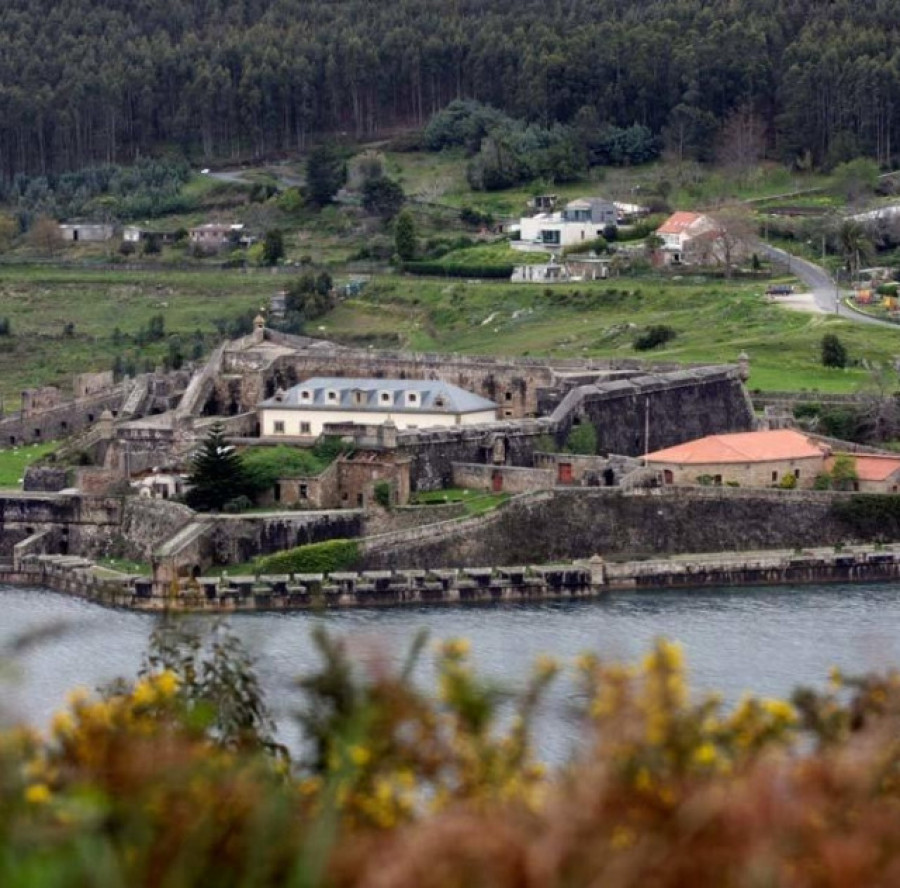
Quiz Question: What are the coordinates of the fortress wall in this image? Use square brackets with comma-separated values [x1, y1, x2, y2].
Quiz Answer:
[357, 488, 872, 570]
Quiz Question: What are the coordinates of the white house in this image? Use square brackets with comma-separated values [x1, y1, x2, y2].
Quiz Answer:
[258, 378, 498, 438]
[59, 223, 116, 243]
[517, 197, 617, 248]
[654, 212, 719, 265]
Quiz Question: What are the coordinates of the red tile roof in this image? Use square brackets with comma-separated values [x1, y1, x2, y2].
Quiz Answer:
[656, 211, 707, 235]
[825, 453, 900, 482]
[645, 430, 826, 465]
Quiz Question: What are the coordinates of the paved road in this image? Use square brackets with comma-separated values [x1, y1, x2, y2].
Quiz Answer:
[759, 242, 899, 330]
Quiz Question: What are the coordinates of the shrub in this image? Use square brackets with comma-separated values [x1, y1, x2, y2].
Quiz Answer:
[821, 333, 848, 368]
[813, 473, 832, 490]
[256, 538, 360, 574]
[566, 421, 597, 455]
[778, 473, 797, 489]
[402, 261, 514, 279]
[633, 325, 676, 351]
[374, 480, 392, 509]
[223, 495, 253, 513]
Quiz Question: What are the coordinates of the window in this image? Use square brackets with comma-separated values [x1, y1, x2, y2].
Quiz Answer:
[407, 392, 418, 405]
[299, 484, 308, 499]
[274, 421, 285, 434]
[300, 422, 311, 435]
[794, 469, 800, 479]
[771, 471, 778, 482]
[300, 389, 311, 402]
[380, 392, 391, 404]
[505, 392, 513, 401]
[434, 396, 446, 408]
[354, 391, 365, 405]
[504, 410, 513, 418]
[714, 475, 722, 486]
[327, 390, 338, 402]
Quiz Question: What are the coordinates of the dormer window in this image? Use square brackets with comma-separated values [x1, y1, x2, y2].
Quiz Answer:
[406, 392, 419, 407]
[434, 396, 446, 408]
[380, 391, 392, 405]
[299, 389, 312, 402]
[326, 390, 338, 403]
[353, 390, 366, 405]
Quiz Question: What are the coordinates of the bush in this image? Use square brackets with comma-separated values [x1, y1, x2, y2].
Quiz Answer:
[634, 325, 676, 351]
[778, 473, 797, 489]
[256, 538, 360, 574]
[813, 473, 832, 490]
[821, 333, 848, 368]
[403, 261, 514, 279]
[566, 421, 597, 455]
[223, 495, 253, 513]
[374, 480, 392, 509]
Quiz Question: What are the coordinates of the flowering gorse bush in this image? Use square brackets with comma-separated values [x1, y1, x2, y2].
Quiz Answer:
[3, 625, 900, 887]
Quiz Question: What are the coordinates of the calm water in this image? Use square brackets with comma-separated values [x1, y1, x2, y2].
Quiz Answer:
[3, 582, 900, 761]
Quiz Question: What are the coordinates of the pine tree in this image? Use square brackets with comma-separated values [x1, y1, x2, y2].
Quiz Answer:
[394, 210, 417, 261]
[821, 334, 848, 369]
[186, 423, 252, 512]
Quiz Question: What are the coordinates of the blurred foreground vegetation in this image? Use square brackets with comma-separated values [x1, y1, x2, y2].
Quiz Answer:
[2, 623, 900, 887]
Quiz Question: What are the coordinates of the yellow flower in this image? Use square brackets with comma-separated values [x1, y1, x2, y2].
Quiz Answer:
[25, 783, 51, 805]
[440, 638, 471, 659]
[693, 743, 718, 766]
[65, 687, 90, 708]
[760, 698, 797, 724]
[829, 665, 843, 688]
[152, 670, 179, 698]
[131, 680, 157, 707]
[349, 745, 371, 767]
[535, 654, 559, 680]
[50, 710, 75, 738]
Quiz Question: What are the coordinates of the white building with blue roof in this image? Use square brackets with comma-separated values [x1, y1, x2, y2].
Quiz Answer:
[257, 378, 498, 438]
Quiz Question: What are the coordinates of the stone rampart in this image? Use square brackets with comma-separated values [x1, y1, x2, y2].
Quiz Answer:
[12, 544, 900, 613]
[551, 366, 755, 456]
[355, 487, 881, 570]
[0, 384, 129, 448]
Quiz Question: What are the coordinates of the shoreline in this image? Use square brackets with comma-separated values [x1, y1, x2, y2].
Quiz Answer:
[4, 544, 900, 612]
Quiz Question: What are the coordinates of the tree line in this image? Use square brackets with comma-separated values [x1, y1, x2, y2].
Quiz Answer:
[0, 0, 899, 178]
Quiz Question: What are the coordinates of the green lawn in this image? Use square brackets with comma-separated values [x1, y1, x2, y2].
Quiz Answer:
[0, 442, 57, 487]
[410, 487, 510, 516]
[320, 274, 900, 393]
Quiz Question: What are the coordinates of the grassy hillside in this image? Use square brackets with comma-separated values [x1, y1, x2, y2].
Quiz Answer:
[0, 267, 274, 401]
[317, 274, 900, 393]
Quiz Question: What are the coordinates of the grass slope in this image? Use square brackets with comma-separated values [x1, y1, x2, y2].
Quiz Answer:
[0, 267, 274, 401]
[0, 442, 57, 488]
[316, 275, 900, 393]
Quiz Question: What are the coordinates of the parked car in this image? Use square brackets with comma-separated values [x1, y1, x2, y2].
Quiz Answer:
[766, 284, 794, 295]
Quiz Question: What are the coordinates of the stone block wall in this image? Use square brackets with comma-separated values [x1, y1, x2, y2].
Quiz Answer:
[451, 462, 555, 494]
[357, 488, 876, 570]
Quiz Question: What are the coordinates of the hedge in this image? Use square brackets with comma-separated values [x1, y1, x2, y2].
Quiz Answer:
[256, 539, 361, 574]
[831, 495, 900, 539]
[402, 261, 514, 279]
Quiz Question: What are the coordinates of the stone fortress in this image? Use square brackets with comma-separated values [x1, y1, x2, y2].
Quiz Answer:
[4, 318, 894, 608]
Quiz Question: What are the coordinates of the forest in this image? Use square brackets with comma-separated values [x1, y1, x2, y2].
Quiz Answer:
[0, 0, 898, 178]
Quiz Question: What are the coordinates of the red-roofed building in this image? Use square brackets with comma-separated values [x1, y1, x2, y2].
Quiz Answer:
[825, 453, 900, 493]
[654, 211, 720, 266]
[645, 429, 829, 488]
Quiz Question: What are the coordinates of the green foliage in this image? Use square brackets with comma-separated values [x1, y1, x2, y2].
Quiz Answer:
[821, 333, 848, 368]
[261, 229, 285, 266]
[242, 445, 336, 493]
[305, 144, 347, 207]
[373, 480, 392, 509]
[361, 177, 405, 219]
[185, 422, 254, 512]
[256, 538, 360, 574]
[402, 261, 513, 279]
[832, 494, 900, 538]
[829, 158, 880, 202]
[394, 210, 417, 261]
[142, 620, 279, 753]
[813, 472, 833, 490]
[696, 474, 716, 486]
[778, 473, 798, 489]
[634, 325, 677, 351]
[563, 236, 606, 257]
[830, 454, 859, 490]
[566, 421, 597, 455]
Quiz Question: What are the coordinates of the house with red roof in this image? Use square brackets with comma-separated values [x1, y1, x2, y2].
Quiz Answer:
[645, 429, 829, 488]
[654, 211, 720, 266]
[824, 453, 900, 493]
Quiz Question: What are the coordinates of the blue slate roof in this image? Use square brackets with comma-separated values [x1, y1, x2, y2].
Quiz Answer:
[259, 378, 497, 414]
